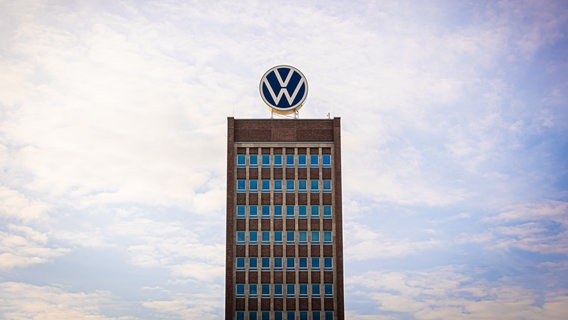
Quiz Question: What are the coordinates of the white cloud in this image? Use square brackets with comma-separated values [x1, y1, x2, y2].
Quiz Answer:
[0, 186, 49, 221]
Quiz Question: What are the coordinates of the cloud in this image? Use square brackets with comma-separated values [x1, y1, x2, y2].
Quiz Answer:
[0, 186, 49, 221]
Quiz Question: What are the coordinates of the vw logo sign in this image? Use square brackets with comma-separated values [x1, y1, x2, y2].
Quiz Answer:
[259, 65, 308, 114]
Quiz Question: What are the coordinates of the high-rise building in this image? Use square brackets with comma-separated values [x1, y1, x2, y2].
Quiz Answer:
[225, 117, 344, 320]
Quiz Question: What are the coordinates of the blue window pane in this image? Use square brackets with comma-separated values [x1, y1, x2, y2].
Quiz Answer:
[287, 312, 296, 320]
[299, 284, 308, 297]
[287, 284, 295, 297]
[262, 311, 270, 320]
[323, 205, 332, 218]
[286, 231, 295, 244]
[286, 155, 294, 167]
[236, 257, 245, 270]
[262, 257, 270, 270]
[236, 284, 245, 297]
[312, 231, 320, 244]
[325, 311, 334, 320]
[236, 232, 245, 244]
[299, 258, 307, 270]
[286, 180, 295, 192]
[274, 205, 282, 218]
[237, 180, 246, 193]
[274, 155, 282, 168]
[262, 180, 270, 192]
[250, 155, 258, 168]
[237, 205, 245, 218]
[298, 205, 307, 218]
[250, 257, 257, 270]
[286, 205, 295, 218]
[275, 311, 283, 320]
[300, 312, 308, 320]
[236, 311, 245, 320]
[324, 231, 332, 244]
[237, 155, 246, 168]
[323, 180, 331, 192]
[274, 284, 283, 297]
[311, 257, 320, 270]
[249, 284, 257, 296]
[250, 231, 257, 244]
[262, 205, 270, 218]
[250, 311, 257, 320]
[324, 258, 332, 270]
[286, 257, 295, 270]
[274, 257, 282, 270]
[274, 180, 282, 192]
[323, 155, 331, 168]
[249, 205, 258, 218]
[298, 180, 307, 192]
[299, 231, 307, 244]
[313, 311, 321, 320]
[311, 206, 319, 217]
[310, 180, 319, 192]
[262, 155, 270, 168]
[262, 284, 270, 297]
[310, 155, 318, 168]
[312, 284, 320, 296]
[325, 284, 333, 297]
[250, 180, 258, 192]
[298, 155, 307, 168]
[274, 231, 282, 244]
[262, 231, 270, 244]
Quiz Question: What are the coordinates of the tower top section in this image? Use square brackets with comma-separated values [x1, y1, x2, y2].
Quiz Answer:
[259, 65, 308, 116]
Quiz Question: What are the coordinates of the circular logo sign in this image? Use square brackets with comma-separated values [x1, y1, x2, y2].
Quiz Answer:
[259, 65, 308, 114]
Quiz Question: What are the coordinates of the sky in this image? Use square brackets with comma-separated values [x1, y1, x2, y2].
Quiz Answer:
[1, 0, 568, 319]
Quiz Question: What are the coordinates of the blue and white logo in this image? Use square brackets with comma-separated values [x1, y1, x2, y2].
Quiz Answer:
[259, 65, 308, 113]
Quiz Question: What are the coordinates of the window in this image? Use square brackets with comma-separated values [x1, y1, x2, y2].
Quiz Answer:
[250, 231, 258, 244]
[236, 205, 245, 218]
[310, 180, 319, 192]
[287, 284, 295, 297]
[249, 155, 258, 168]
[274, 205, 282, 218]
[261, 180, 270, 192]
[300, 312, 308, 320]
[323, 180, 331, 192]
[261, 155, 270, 168]
[310, 155, 319, 168]
[324, 231, 332, 244]
[286, 257, 295, 270]
[325, 312, 334, 320]
[324, 284, 333, 297]
[274, 155, 282, 168]
[236, 284, 245, 297]
[261, 257, 270, 270]
[237, 155, 246, 168]
[286, 180, 294, 192]
[299, 258, 308, 270]
[236, 257, 245, 270]
[324, 258, 332, 270]
[287, 312, 296, 320]
[249, 180, 258, 192]
[236, 311, 245, 320]
[274, 257, 282, 270]
[274, 231, 282, 244]
[249, 284, 257, 296]
[274, 180, 282, 192]
[299, 231, 307, 244]
[262, 312, 270, 320]
[322, 155, 331, 168]
[298, 155, 307, 168]
[262, 284, 270, 297]
[313, 312, 321, 320]
[274, 284, 283, 297]
[237, 180, 246, 193]
[249, 257, 257, 270]
[286, 205, 295, 218]
[262, 231, 270, 244]
[250, 311, 258, 320]
[299, 284, 308, 297]
[236, 232, 245, 244]
[286, 155, 294, 167]
[311, 231, 320, 244]
[311, 257, 320, 270]
[312, 284, 320, 297]
[298, 180, 307, 192]
[323, 205, 332, 218]
[249, 206, 258, 218]
[286, 231, 295, 244]
[262, 205, 270, 218]
[275, 312, 283, 320]
[311, 206, 319, 218]
[298, 205, 307, 218]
